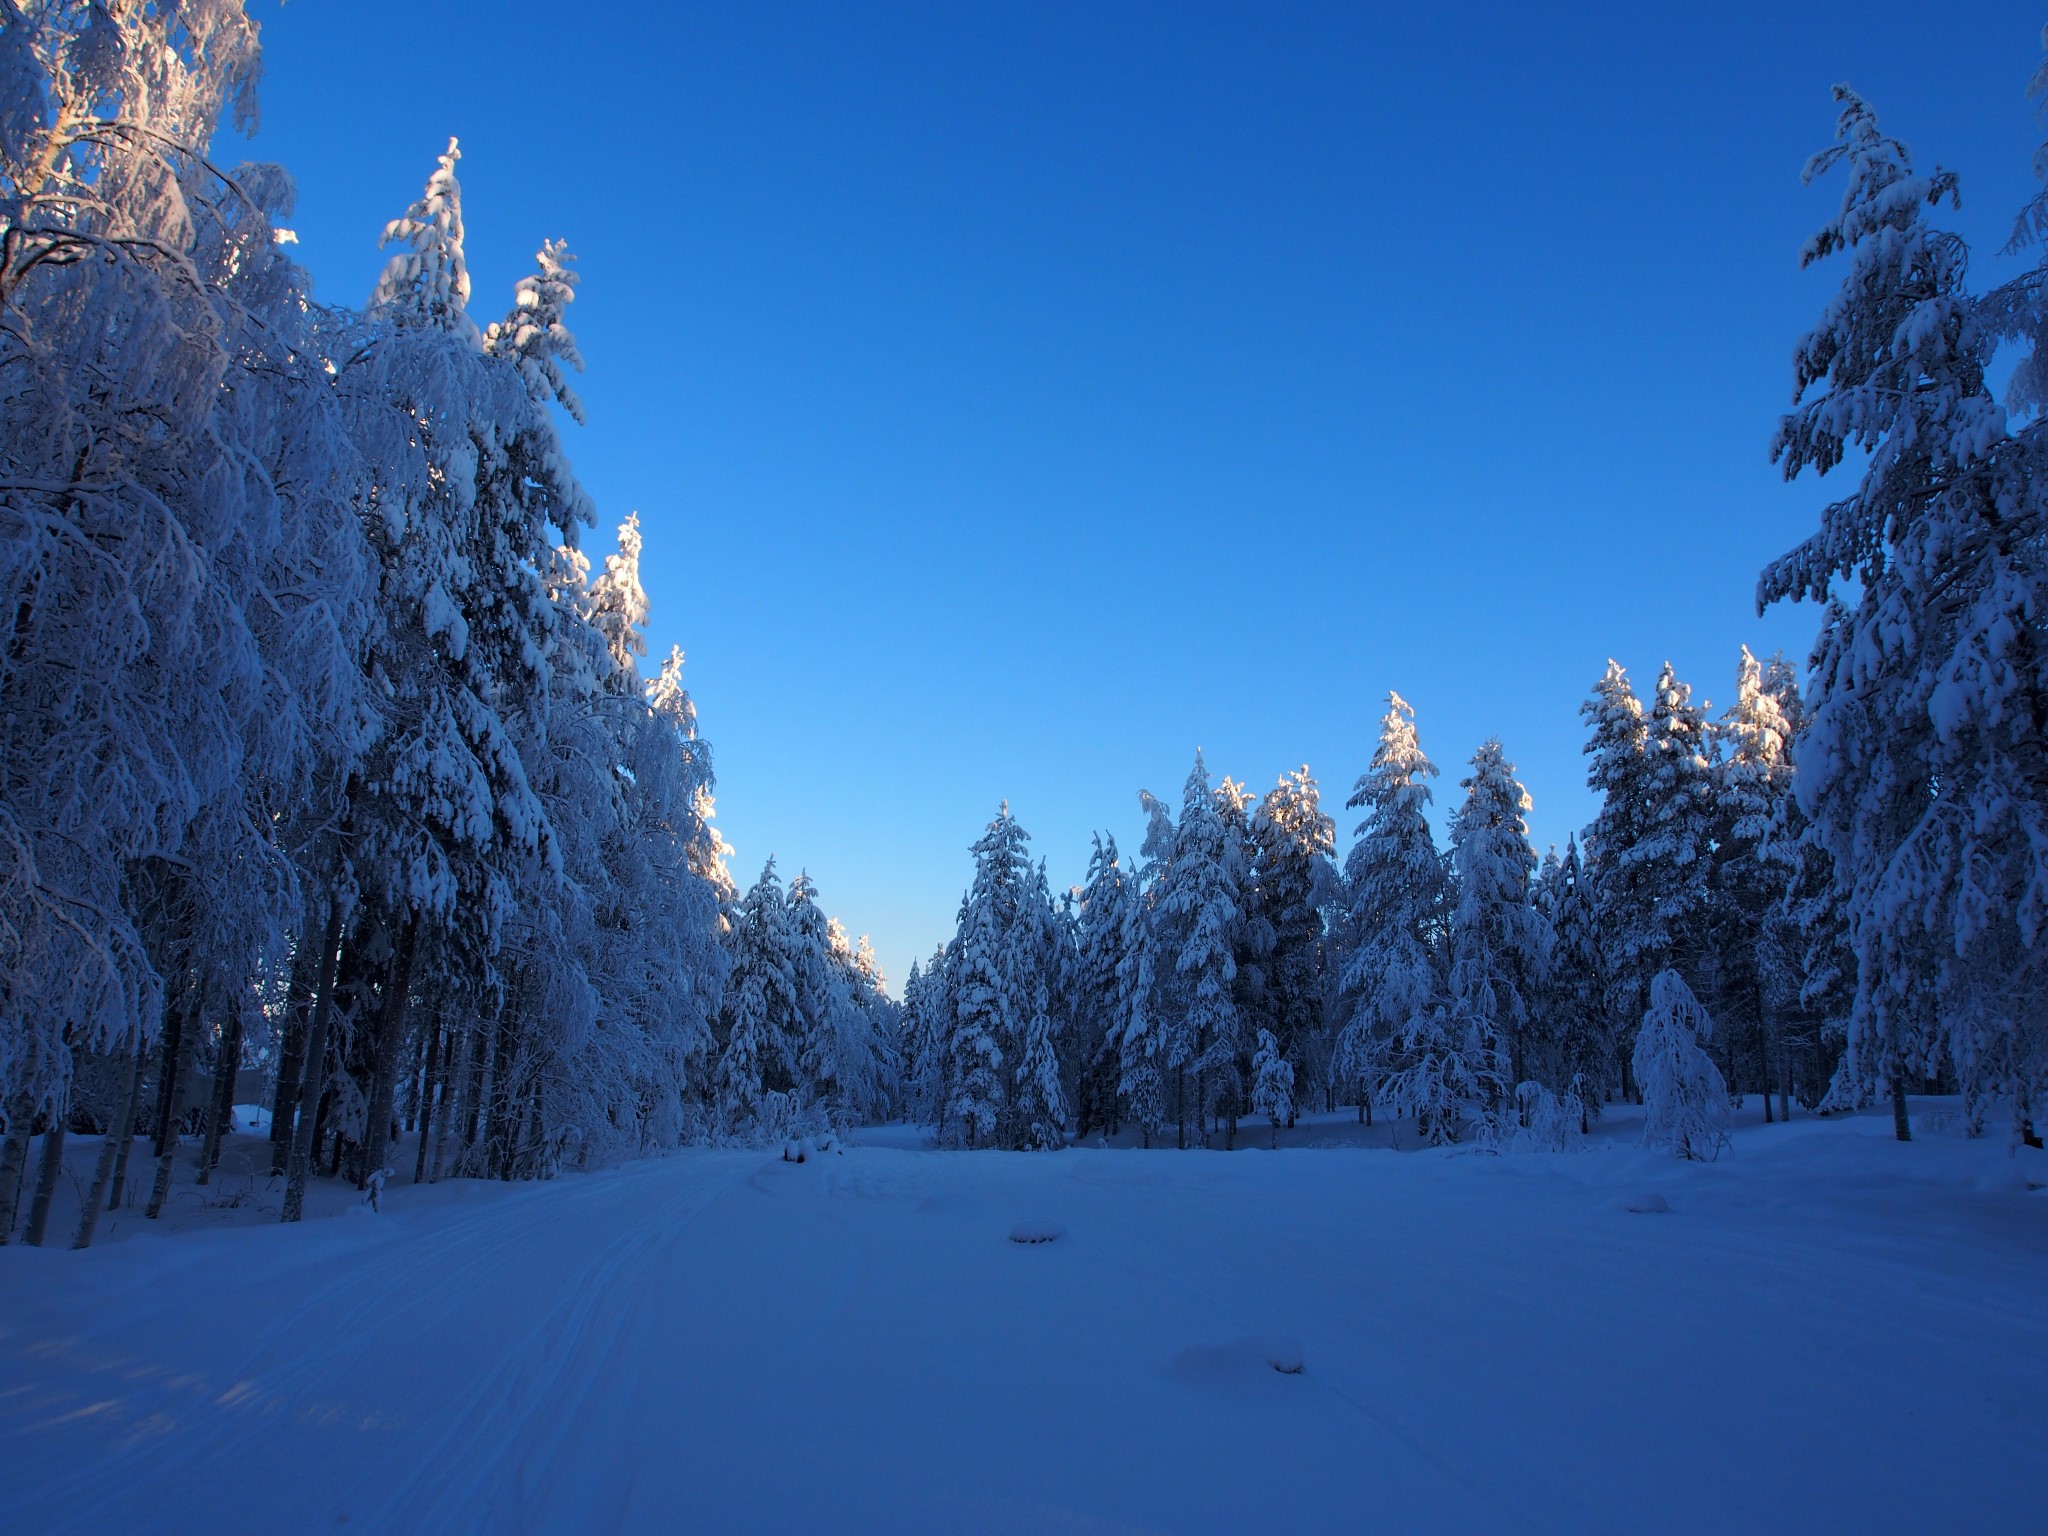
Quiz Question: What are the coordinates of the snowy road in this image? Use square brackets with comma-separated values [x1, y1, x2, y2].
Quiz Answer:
[1, 1114, 2044, 1534]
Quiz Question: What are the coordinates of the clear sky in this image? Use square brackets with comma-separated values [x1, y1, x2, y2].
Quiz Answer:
[243, 1, 2047, 991]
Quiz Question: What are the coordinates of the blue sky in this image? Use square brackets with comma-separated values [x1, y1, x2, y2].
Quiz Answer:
[245, 1, 2046, 989]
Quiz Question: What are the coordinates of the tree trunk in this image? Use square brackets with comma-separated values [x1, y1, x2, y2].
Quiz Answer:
[1175, 1067, 1186, 1151]
[270, 900, 325, 1176]
[74, 1033, 143, 1249]
[23, 1053, 74, 1246]
[359, 918, 419, 1189]
[282, 900, 347, 1223]
[107, 1029, 147, 1212]
[197, 1010, 244, 1185]
[486, 1002, 521, 1178]
[1890, 1071, 1912, 1143]
[150, 1000, 187, 1157]
[0, 1040, 40, 1242]
[430, 1021, 470, 1183]
[146, 999, 199, 1220]
[464, 1014, 491, 1157]
[23, 1118, 67, 1247]
[413, 1017, 442, 1184]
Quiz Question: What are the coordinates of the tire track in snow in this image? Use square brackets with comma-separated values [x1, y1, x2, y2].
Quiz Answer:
[355, 1152, 758, 1535]
[10, 1154, 746, 1535]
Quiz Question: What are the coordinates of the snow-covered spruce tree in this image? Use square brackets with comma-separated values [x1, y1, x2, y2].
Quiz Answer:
[902, 947, 953, 1134]
[516, 518, 724, 1172]
[1580, 659, 1715, 1096]
[1072, 834, 1132, 1137]
[1446, 740, 1548, 1126]
[1537, 837, 1611, 1130]
[1215, 775, 1266, 1146]
[1633, 970, 1731, 1161]
[946, 804, 1037, 1147]
[1334, 693, 1451, 1134]
[1250, 1027, 1295, 1149]
[1248, 769, 1337, 1121]
[1638, 664, 1718, 982]
[1708, 648, 1799, 1119]
[1110, 789, 1174, 1145]
[716, 860, 800, 1134]
[1580, 663, 1652, 1074]
[1015, 973, 1068, 1151]
[785, 877, 891, 1128]
[1760, 781, 1853, 1114]
[841, 927, 901, 1118]
[1159, 753, 1240, 1148]
[287, 140, 522, 1195]
[1761, 82, 2047, 1142]
[1115, 839, 1167, 1148]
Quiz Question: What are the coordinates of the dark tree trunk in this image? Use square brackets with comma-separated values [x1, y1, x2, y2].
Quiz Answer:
[76, 1032, 145, 1248]
[463, 1015, 490, 1156]
[150, 1003, 187, 1163]
[197, 1009, 244, 1185]
[413, 1017, 442, 1184]
[1890, 1071, 1912, 1143]
[105, 1027, 148, 1214]
[359, 917, 419, 1190]
[282, 899, 347, 1223]
[23, 1088, 69, 1247]
[0, 1039, 40, 1241]
[146, 999, 199, 1220]
[486, 1006, 520, 1178]
[270, 900, 325, 1175]
[430, 1020, 471, 1183]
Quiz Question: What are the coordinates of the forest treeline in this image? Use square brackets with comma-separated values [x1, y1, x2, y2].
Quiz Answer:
[0, 2, 897, 1249]
[903, 56, 2048, 1159]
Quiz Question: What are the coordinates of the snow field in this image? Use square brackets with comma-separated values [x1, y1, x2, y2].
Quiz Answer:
[0, 1105, 2043, 1535]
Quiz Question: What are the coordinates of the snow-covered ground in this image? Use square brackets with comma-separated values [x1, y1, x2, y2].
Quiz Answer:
[1, 1102, 2043, 1535]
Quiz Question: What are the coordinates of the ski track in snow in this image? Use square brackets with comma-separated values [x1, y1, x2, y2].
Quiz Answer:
[1, 1112, 2045, 1535]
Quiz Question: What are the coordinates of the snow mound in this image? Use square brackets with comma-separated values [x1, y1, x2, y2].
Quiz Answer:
[1008, 1219, 1065, 1244]
[780, 1134, 843, 1165]
[1621, 1192, 1671, 1214]
[1166, 1336, 1308, 1388]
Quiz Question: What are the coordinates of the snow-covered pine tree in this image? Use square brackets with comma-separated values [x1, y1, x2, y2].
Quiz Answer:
[1250, 1027, 1295, 1149]
[1638, 663, 1718, 981]
[1249, 769, 1337, 1119]
[1214, 775, 1266, 1146]
[1115, 850, 1166, 1148]
[1709, 648, 1799, 1119]
[1072, 835, 1132, 1137]
[1335, 693, 1451, 1131]
[903, 947, 955, 1134]
[1633, 970, 1731, 1161]
[1015, 974, 1068, 1151]
[1161, 753, 1240, 1148]
[1539, 837, 1611, 1130]
[1761, 82, 2046, 1141]
[716, 861, 800, 1133]
[947, 804, 1034, 1146]
[788, 873, 857, 1118]
[1580, 661, 1654, 1096]
[1446, 740, 1547, 1125]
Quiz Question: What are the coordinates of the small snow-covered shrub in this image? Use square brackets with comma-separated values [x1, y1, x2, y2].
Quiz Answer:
[1633, 971, 1730, 1161]
[1517, 1081, 1586, 1152]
